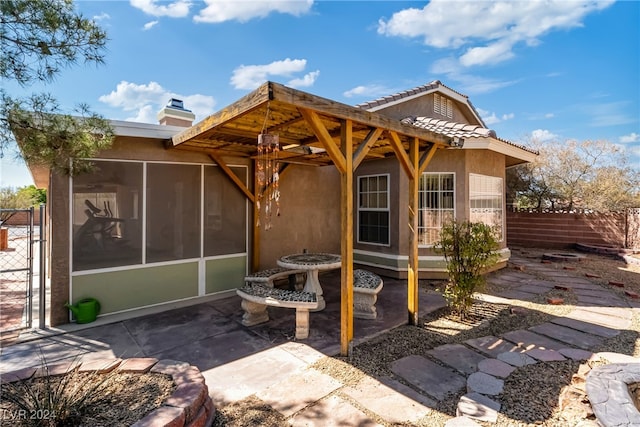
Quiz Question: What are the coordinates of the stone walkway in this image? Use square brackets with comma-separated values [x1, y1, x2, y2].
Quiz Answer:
[385, 255, 638, 426]
[1, 253, 638, 426]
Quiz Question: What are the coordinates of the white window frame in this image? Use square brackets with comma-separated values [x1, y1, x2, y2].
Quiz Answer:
[418, 172, 456, 247]
[469, 173, 504, 241]
[357, 173, 390, 246]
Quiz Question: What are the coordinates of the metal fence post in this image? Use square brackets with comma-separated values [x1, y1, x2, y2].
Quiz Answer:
[39, 204, 47, 329]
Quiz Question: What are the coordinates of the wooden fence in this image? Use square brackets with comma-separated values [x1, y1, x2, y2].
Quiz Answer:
[506, 208, 640, 250]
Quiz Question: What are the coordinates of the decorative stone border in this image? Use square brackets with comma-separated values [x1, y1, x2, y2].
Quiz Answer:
[2, 358, 215, 427]
[542, 252, 586, 262]
[586, 363, 640, 426]
[448, 350, 640, 427]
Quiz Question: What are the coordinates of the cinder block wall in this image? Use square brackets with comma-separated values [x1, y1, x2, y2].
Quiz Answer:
[506, 211, 627, 249]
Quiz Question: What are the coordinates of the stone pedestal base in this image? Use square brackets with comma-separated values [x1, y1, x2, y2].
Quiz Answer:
[241, 299, 269, 326]
[354, 292, 378, 320]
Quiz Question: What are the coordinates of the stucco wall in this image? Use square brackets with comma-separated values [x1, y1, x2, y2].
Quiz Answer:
[48, 135, 251, 326]
[369, 92, 479, 126]
[257, 164, 341, 269]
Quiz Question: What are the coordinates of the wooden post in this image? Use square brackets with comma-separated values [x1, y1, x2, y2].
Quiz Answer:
[340, 119, 354, 356]
[252, 159, 260, 272]
[408, 138, 420, 325]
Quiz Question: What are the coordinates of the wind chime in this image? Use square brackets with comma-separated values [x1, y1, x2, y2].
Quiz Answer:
[256, 106, 280, 230]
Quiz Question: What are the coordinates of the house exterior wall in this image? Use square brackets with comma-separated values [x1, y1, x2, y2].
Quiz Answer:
[353, 147, 509, 279]
[368, 93, 480, 126]
[258, 164, 341, 268]
[49, 135, 251, 326]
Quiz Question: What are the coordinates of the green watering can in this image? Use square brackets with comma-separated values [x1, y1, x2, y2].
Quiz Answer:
[65, 298, 101, 324]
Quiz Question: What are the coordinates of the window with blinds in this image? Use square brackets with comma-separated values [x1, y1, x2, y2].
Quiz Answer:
[469, 173, 504, 241]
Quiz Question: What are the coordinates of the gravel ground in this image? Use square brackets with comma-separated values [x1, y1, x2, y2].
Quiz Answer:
[213, 247, 640, 426]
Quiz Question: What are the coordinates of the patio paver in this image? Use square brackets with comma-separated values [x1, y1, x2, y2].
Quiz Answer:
[528, 322, 604, 349]
[343, 375, 435, 424]
[427, 343, 487, 375]
[502, 329, 570, 351]
[391, 355, 466, 401]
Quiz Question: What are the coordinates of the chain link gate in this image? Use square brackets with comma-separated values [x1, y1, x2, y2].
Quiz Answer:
[0, 206, 45, 333]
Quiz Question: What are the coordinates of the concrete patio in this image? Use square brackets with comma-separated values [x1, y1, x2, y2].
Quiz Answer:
[1, 254, 638, 426]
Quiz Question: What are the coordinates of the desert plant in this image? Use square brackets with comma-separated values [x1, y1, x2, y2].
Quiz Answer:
[437, 220, 500, 319]
[0, 354, 117, 427]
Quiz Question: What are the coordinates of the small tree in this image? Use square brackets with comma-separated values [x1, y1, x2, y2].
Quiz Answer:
[0, 0, 114, 175]
[437, 221, 500, 319]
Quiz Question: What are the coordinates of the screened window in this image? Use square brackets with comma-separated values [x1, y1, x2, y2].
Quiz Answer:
[469, 173, 503, 241]
[204, 165, 247, 256]
[418, 173, 455, 246]
[146, 163, 201, 263]
[358, 174, 389, 245]
[72, 160, 143, 271]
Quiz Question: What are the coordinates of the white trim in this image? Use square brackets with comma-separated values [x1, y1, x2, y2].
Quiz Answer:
[68, 174, 73, 321]
[356, 173, 391, 246]
[463, 138, 538, 163]
[354, 248, 511, 272]
[354, 248, 443, 262]
[110, 119, 185, 139]
[142, 162, 147, 264]
[70, 252, 248, 277]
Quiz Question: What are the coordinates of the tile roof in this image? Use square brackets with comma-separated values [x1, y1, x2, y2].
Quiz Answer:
[402, 116, 539, 155]
[401, 116, 496, 139]
[355, 80, 468, 111]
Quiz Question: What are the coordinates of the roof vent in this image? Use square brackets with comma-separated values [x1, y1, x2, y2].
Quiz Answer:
[157, 98, 195, 127]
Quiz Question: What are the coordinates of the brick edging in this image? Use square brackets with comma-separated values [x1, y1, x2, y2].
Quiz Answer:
[3, 358, 215, 427]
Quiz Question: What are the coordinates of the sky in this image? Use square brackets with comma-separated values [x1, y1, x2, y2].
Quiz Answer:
[1, 0, 639, 188]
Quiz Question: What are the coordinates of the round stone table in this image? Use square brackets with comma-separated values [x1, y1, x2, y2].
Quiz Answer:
[277, 253, 341, 311]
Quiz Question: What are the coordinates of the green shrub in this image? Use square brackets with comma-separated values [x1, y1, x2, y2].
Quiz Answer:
[437, 221, 500, 319]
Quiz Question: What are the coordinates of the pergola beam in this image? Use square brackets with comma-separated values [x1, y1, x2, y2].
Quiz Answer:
[387, 131, 415, 180]
[209, 153, 255, 203]
[353, 127, 383, 170]
[298, 108, 346, 174]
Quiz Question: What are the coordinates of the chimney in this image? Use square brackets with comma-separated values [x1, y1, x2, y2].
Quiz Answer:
[157, 98, 195, 127]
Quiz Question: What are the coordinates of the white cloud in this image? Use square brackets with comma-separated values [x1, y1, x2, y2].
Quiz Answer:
[343, 84, 393, 99]
[431, 57, 518, 95]
[143, 20, 159, 30]
[194, 0, 313, 23]
[130, 0, 192, 18]
[230, 58, 311, 90]
[545, 113, 555, 119]
[99, 81, 215, 123]
[378, 0, 614, 66]
[584, 101, 637, 127]
[531, 129, 558, 142]
[620, 132, 640, 144]
[93, 13, 111, 21]
[477, 109, 514, 125]
[288, 71, 320, 88]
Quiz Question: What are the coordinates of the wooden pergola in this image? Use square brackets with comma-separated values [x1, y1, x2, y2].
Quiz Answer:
[170, 81, 455, 355]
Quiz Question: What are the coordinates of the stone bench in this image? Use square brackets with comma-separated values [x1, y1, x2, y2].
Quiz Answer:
[244, 267, 306, 289]
[353, 269, 384, 319]
[236, 283, 319, 339]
